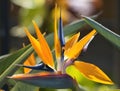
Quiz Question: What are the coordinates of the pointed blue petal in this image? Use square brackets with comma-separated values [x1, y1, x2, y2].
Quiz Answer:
[16, 63, 54, 72]
[58, 14, 65, 47]
[58, 9, 65, 64]
[22, 63, 44, 70]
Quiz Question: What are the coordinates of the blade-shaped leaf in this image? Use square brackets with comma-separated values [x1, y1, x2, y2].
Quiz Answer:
[8, 72, 77, 89]
[11, 82, 39, 91]
[0, 54, 10, 60]
[0, 45, 34, 87]
[82, 16, 120, 48]
[73, 61, 114, 85]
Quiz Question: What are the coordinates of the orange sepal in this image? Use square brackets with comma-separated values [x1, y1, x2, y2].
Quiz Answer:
[73, 61, 114, 85]
[65, 32, 80, 50]
[24, 28, 54, 69]
[54, 4, 61, 58]
[24, 53, 36, 73]
[65, 30, 96, 59]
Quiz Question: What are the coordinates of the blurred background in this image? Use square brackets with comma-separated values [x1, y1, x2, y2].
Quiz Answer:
[0, 0, 120, 88]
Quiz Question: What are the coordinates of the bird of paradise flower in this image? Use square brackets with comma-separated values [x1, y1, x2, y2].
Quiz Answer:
[9, 5, 113, 90]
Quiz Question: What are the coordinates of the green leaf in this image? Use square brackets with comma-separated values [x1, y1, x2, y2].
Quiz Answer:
[0, 45, 34, 87]
[11, 82, 39, 91]
[82, 16, 120, 48]
[0, 54, 10, 60]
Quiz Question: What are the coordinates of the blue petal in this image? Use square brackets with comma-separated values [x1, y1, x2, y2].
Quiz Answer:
[58, 12, 65, 47]
[16, 63, 54, 72]
[58, 9, 65, 63]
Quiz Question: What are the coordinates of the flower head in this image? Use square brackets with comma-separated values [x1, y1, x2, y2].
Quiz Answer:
[9, 5, 114, 89]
